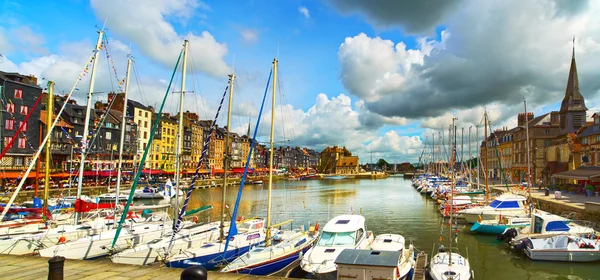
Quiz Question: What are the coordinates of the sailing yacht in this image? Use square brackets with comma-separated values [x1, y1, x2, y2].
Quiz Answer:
[428, 120, 473, 280]
[220, 58, 320, 276]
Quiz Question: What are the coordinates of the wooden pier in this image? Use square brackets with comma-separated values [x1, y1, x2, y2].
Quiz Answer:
[413, 251, 428, 280]
[0, 255, 287, 280]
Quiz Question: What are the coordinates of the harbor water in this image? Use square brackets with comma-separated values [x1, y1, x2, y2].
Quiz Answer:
[187, 176, 597, 280]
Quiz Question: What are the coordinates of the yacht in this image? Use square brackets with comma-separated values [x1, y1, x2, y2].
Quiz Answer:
[458, 193, 527, 223]
[428, 246, 472, 280]
[300, 215, 374, 279]
[524, 235, 600, 262]
[369, 234, 415, 279]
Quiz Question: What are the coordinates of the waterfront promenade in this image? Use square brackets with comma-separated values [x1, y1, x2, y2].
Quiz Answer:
[0, 255, 286, 280]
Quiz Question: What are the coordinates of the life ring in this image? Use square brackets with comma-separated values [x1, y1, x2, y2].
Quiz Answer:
[192, 216, 199, 223]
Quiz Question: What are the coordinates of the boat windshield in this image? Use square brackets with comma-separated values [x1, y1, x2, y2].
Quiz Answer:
[489, 200, 520, 209]
[318, 231, 356, 246]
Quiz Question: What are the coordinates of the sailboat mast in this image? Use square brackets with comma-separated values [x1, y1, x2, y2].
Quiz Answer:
[220, 74, 235, 241]
[476, 125, 480, 190]
[75, 30, 104, 225]
[484, 111, 489, 204]
[468, 126, 472, 187]
[174, 40, 189, 221]
[265, 58, 278, 247]
[432, 133, 435, 175]
[114, 55, 132, 218]
[449, 118, 457, 269]
[43, 81, 54, 218]
[524, 99, 531, 200]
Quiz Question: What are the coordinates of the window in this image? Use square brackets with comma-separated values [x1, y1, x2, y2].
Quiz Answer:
[545, 129, 550, 135]
[4, 137, 11, 147]
[14, 157, 24, 166]
[144, 131, 148, 139]
[138, 110, 142, 116]
[20, 105, 28, 115]
[138, 120, 141, 127]
[106, 131, 112, 140]
[5, 119, 14, 130]
[18, 121, 27, 132]
[6, 103, 15, 113]
[14, 89, 23, 99]
[145, 121, 148, 128]
[18, 137, 26, 148]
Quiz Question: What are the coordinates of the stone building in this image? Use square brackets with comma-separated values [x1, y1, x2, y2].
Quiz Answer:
[318, 146, 359, 175]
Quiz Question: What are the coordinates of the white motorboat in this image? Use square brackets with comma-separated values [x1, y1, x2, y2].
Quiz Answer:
[369, 234, 415, 279]
[166, 218, 267, 270]
[524, 235, 600, 262]
[499, 210, 596, 246]
[221, 226, 319, 275]
[300, 215, 374, 279]
[39, 214, 175, 260]
[428, 247, 473, 280]
[459, 193, 527, 223]
[97, 192, 129, 201]
[111, 221, 221, 266]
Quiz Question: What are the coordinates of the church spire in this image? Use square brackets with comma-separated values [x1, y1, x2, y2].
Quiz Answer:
[559, 36, 586, 114]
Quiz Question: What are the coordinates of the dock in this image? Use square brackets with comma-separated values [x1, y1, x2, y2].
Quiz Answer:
[0, 255, 286, 280]
[412, 251, 428, 280]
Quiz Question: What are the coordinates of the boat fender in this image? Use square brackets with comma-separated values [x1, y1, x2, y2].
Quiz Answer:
[192, 216, 199, 223]
[58, 236, 66, 244]
[477, 215, 482, 223]
[314, 222, 319, 232]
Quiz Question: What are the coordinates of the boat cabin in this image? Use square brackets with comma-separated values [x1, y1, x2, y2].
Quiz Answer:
[487, 194, 527, 209]
[530, 212, 571, 234]
[318, 215, 368, 247]
[335, 249, 401, 280]
[237, 218, 265, 234]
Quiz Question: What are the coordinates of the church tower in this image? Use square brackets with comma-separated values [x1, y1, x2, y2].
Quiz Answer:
[559, 38, 587, 134]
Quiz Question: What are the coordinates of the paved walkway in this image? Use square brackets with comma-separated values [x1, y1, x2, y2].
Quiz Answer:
[0, 255, 286, 280]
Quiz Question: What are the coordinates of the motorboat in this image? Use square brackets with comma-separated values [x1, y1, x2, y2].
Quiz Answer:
[458, 193, 527, 223]
[300, 215, 374, 279]
[498, 210, 596, 246]
[470, 215, 530, 235]
[369, 234, 415, 279]
[166, 218, 266, 270]
[111, 221, 221, 266]
[335, 249, 412, 280]
[524, 235, 600, 262]
[428, 246, 473, 280]
[221, 225, 319, 275]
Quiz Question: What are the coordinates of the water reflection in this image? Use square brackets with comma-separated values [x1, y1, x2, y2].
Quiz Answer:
[181, 177, 597, 280]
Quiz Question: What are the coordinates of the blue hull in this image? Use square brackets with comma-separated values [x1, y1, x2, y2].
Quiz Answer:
[470, 222, 507, 235]
[233, 242, 314, 275]
[167, 244, 253, 270]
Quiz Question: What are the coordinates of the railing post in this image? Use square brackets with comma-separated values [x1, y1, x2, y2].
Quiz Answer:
[48, 256, 65, 280]
[181, 266, 208, 280]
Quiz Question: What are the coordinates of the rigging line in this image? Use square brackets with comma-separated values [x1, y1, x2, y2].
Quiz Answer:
[132, 61, 148, 106]
[189, 52, 208, 120]
[111, 49, 183, 250]
[164, 83, 230, 256]
[0, 49, 97, 222]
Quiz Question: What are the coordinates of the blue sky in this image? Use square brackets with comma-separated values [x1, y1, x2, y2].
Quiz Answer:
[2, 0, 600, 163]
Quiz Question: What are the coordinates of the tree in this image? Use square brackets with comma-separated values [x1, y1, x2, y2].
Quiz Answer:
[376, 158, 390, 170]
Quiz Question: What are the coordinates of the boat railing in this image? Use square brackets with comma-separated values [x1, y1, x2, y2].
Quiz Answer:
[560, 212, 577, 220]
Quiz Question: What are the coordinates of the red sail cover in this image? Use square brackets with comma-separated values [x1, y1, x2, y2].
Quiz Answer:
[75, 199, 126, 213]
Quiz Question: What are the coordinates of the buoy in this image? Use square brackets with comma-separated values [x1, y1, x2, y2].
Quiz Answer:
[192, 216, 199, 223]
[58, 236, 66, 243]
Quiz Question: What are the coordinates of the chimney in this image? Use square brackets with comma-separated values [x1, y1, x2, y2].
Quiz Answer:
[28, 74, 38, 85]
[518, 112, 534, 126]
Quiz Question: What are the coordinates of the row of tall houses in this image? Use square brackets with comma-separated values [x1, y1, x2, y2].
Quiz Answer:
[482, 46, 594, 185]
[0, 76, 321, 183]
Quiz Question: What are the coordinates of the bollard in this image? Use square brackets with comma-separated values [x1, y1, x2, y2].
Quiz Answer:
[181, 266, 208, 280]
[48, 256, 65, 280]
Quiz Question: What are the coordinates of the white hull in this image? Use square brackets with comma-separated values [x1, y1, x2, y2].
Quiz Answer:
[39, 222, 170, 260]
[461, 210, 526, 224]
[111, 222, 221, 266]
[525, 249, 600, 262]
[428, 252, 472, 280]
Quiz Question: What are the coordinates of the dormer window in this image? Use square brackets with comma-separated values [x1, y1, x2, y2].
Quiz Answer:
[595, 117, 599, 125]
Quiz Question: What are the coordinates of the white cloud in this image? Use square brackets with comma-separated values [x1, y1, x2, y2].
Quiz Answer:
[240, 29, 259, 44]
[337, 0, 600, 124]
[299, 6, 310, 18]
[90, 0, 231, 78]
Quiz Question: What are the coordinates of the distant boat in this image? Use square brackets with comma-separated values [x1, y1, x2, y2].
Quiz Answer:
[249, 180, 263, 185]
[470, 216, 530, 235]
[323, 175, 346, 180]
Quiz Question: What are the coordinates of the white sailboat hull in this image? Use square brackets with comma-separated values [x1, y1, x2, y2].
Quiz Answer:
[39, 222, 170, 260]
[428, 252, 472, 280]
[111, 222, 221, 266]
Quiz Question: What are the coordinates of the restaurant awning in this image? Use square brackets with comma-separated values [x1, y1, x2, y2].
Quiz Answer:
[551, 166, 600, 181]
[0, 171, 39, 179]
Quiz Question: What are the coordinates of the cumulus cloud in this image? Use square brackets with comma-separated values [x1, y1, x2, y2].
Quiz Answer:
[328, 0, 462, 34]
[90, 0, 231, 78]
[337, 0, 600, 125]
[298, 6, 310, 18]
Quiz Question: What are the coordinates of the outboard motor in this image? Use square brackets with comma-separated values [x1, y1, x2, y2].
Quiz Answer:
[497, 228, 518, 241]
[513, 238, 531, 251]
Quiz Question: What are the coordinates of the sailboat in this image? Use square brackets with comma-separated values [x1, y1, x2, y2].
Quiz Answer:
[166, 63, 275, 271]
[428, 119, 473, 280]
[220, 58, 320, 276]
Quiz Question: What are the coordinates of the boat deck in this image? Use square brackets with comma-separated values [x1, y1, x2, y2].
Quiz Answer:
[413, 251, 428, 280]
[0, 255, 286, 280]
